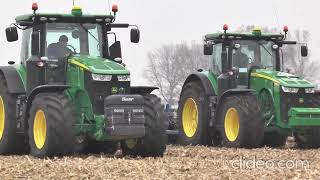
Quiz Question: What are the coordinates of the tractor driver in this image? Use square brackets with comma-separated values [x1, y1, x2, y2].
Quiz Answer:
[47, 35, 73, 59]
[233, 46, 250, 68]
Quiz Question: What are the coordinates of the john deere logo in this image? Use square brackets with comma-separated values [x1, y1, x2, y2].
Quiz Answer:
[299, 98, 304, 104]
[111, 87, 118, 94]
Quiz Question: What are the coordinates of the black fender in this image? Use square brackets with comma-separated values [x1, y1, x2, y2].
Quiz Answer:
[182, 73, 215, 96]
[0, 66, 26, 94]
[130, 86, 159, 95]
[26, 85, 69, 110]
[215, 89, 256, 122]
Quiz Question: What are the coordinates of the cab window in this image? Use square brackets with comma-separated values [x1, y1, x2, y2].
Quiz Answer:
[20, 28, 32, 64]
[212, 43, 222, 74]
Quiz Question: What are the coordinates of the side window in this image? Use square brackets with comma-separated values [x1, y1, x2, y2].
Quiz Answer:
[212, 43, 222, 74]
[88, 27, 102, 57]
[20, 28, 32, 63]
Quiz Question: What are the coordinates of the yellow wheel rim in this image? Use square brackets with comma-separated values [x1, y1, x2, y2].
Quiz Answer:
[182, 98, 198, 138]
[0, 96, 5, 141]
[224, 108, 240, 142]
[33, 110, 47, 149]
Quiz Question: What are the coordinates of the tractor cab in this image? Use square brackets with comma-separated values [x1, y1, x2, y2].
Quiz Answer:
[204, 25, 308, 94]
[6, 4, 140, 95]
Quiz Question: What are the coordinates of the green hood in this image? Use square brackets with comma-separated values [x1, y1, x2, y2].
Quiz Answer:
[68, 55, 130, 75]
[252, 69, 314, 88]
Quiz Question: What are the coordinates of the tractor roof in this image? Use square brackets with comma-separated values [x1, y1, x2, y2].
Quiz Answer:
[205, 32, 285, 42]
[15, 13, 114, 26]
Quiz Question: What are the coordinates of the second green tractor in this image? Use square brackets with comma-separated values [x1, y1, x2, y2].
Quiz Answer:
[177, 25, 320, 148]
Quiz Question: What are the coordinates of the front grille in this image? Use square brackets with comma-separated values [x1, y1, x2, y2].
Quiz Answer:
[84, 71, 130, 114]
[280, 88, 319, 121]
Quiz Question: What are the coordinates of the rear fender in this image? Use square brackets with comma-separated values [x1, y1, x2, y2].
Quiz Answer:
[0, 66, 25, 94]
[182, 73, 215, 96]
[216, 89, 256, 122]
[24, 85, 69, 131]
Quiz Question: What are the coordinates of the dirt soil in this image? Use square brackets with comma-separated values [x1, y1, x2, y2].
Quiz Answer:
[0, 140, 320, 180]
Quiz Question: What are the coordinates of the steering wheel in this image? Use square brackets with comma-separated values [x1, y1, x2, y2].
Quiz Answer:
[66, 45, 77, 54]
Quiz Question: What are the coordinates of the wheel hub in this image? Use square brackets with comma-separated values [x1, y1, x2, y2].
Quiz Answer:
[182, 98, 198, 138]
[224, 107, 240, 142]
[33, 110, 47, 149]
[0, 96, 5, 141]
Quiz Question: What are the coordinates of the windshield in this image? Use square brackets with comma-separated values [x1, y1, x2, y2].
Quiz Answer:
[46, 23, 103, 59]
[232, 40, 276, 71]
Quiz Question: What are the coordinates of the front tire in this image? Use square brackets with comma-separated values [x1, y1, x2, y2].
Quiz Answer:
[177, 82, 210, 145]
[0, 74, 25, 154]
[218, 94, 264, 148]
[121, 94, 166, 157]
[28, 93, 77, 158]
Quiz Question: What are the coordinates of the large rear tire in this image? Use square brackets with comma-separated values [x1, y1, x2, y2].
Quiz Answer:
[0, 74, 26, 154]
[28, 93, 77, 158]
[121, 94, 166, 157]
[218, 94, 264, 148]
[177, 82, 210, 145]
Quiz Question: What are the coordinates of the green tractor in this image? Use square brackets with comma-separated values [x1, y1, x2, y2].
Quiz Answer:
[177, 24, 320, 148]
[0, 4, 166, 158]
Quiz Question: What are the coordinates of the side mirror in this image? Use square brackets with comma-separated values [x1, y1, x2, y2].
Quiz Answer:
[8, 61, 15, 65]
[5, 27, 18, 42]
[130, 28, 140, 43]
[204, 43, 213, 55]
[301, 45, 308, 57]
[31, 31, 40, 56]
[109, 41, 122, 60]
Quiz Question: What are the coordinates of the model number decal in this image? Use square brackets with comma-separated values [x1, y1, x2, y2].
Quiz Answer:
[114, 109, 124, 113]
[122, 97, 134, 102]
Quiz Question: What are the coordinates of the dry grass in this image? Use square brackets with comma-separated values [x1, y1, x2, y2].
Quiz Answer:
[0, 141, 320, 180]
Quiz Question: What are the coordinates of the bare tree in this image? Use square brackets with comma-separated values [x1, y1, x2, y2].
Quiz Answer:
[145, 42, 210, 105]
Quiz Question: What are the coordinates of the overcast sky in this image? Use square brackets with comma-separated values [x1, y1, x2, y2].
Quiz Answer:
[0, 0, 319, 85]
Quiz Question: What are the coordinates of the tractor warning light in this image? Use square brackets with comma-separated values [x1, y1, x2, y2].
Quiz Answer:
[32, 3, 38, 11]
[32, 2, 38, 14]
[283, 25, 289, 33]
[223, 24, 229, 31]
[112, 4, 118, 13]
[252, 26, 262, 36]
[72, 6, 83, 16]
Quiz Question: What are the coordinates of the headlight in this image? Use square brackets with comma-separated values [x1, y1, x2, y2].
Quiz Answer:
[281, 86, 299, 93]
[92, 74, 112, 81]
[305, 88, 315, 93]
[117, 75, 130, 81]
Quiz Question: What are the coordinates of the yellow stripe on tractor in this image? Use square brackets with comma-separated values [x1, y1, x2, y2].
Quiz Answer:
[251, 73, 280, 84]
[69, 60, 89, 70]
